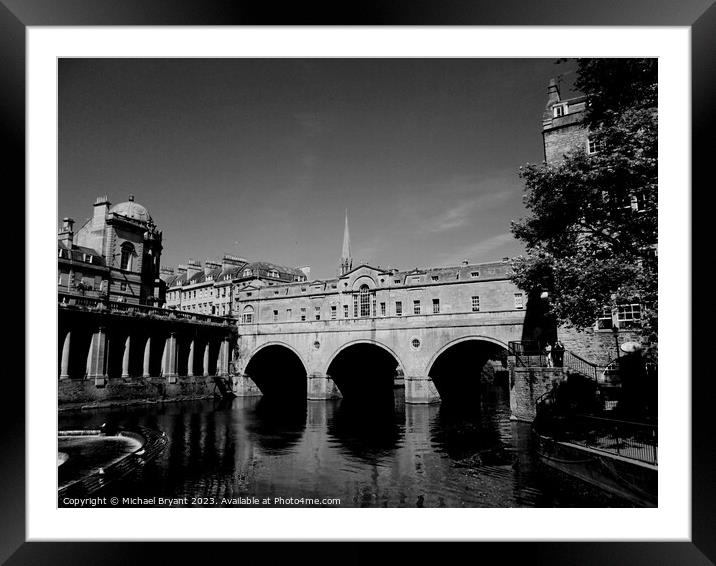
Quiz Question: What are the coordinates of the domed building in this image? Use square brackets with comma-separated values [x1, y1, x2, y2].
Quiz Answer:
[58, 194, 165, 306]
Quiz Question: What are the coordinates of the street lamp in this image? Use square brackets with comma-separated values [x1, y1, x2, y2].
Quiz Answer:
[611, 326, 620, 359]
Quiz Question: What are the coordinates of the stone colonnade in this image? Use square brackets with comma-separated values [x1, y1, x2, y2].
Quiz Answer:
[58, 323, 233, 386]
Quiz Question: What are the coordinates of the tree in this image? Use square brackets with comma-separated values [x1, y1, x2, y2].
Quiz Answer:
[510, 59, 657, 337]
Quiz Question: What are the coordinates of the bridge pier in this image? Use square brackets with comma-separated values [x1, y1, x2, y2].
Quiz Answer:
[404, 375, 440, 404]
[232, 374, 263, 397]
[307, 374, 343, 400]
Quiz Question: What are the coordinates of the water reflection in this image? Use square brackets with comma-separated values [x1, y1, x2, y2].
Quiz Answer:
[58, 384, 630, 507]
[326, 396, 404, 462]
[243, 397, 307, 454]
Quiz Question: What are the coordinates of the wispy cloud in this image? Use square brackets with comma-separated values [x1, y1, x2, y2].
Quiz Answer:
[425, 190, 512, 233]
[434, 232, 517, 265]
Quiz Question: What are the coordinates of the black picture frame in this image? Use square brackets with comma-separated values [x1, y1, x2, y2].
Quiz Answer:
[4, 1, 709, 563]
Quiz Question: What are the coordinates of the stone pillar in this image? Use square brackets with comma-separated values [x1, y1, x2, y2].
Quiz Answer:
[59, 330, 71, 380]
[163, 333, 178, 383]
[404, 375, 440, 404]
[232, 374, 263, 397]
[121, 335, 131, 378]
[203, 343, 210, 377]
[142, 336, 152, 378]
[87, 326, 108, 387]
[307, 373, 343, 400]
[187, 340, 195, 377]
[219, 337, 230, 377]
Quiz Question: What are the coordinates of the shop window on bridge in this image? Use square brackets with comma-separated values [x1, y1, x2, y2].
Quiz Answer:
[241, 306, 254, 324]
[380, 302, 386, 316]
[273, 310, 279, 322]
[617, 304, 642, 329]
[413, 300, 421, 315]
[472, 296, 480, 312]
[286, 308, 292, 320]
[300, 308, 306, 321]
[315, 306, 321, 320]
[514, 293, 524, 310]
[331, 305, 337, 319]
[343, 304, 349, 318]
[395, 301, 403, 316]
[432, 298, 440, 314]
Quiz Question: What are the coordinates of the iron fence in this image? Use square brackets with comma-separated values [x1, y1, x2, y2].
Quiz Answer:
[554, 414, 657, 465]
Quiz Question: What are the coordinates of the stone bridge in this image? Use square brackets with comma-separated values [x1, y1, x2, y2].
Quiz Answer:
[234, 309, 528, 405]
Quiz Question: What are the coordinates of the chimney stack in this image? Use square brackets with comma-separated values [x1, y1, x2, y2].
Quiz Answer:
[204, 259, 221, 277]
[186, 259, 202, 279]
[58, 217, 74, 246]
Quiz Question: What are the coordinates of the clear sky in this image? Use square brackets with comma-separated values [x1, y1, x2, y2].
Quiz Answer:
[59, 58, 578, 280]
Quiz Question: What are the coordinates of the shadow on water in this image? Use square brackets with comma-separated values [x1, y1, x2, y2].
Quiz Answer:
[430, 383, 513, 465]
[241, 396, 307, 455]
[327, 394, 405, 462]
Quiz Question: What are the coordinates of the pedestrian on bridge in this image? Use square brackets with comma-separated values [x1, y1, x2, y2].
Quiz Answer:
[544, 343, 553, 367]
[553, 340, 565, 367]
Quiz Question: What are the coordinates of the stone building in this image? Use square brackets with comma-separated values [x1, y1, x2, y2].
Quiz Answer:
[161, 255, 309, 317]
[542, 78, 645, 364]
[58, 195, 165, 306]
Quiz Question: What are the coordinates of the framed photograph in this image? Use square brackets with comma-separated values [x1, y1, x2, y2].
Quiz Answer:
[5, 0, 710, 563]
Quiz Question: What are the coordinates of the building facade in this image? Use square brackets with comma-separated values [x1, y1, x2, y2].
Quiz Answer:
[542, 78, 645, 364]
[58, 195, 165, 306]
[161, 256, 310, 318]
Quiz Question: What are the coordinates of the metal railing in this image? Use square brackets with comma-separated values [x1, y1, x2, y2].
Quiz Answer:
[59, 291, 230, 325]
[551, 414, 657, 465]
[562, 350, 599, 381]
[508, 340, 600, 382]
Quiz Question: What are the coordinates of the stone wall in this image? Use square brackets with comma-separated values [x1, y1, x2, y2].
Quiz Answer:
[509, 365, 564, 422]
[58, 375, 217, 408]
[543, 121, 588, 163]
[557, 326, 643, 368]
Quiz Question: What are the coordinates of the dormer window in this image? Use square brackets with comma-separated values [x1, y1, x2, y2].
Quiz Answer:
[243, 269, 252, 277]
[553, 105, 565, 117]
[470, 271, 479, 278]
[269, 269, 279, 278]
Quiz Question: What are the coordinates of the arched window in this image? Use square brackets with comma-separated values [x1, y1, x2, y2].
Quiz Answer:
[242, 305, 254, 324]
[120, 242, 135, 271]
[359, 285, 370, 317]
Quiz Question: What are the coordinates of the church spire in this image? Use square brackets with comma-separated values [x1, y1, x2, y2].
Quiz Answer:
[340, 209, 352, 276]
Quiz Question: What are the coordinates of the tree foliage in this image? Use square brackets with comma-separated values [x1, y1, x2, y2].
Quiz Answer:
[510, 59, 657, 335]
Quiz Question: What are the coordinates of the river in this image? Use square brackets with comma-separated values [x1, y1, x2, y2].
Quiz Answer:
[58, 383, 630, 507]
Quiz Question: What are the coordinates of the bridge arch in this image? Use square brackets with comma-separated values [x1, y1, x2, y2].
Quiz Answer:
[325, 339, 404, 402]
[426, 335, 509, 407]
[245, 340, 309, 374]
[324, 339, 405, 377]
[425, 335, 509, 376]
[244, 341, 308, 399]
